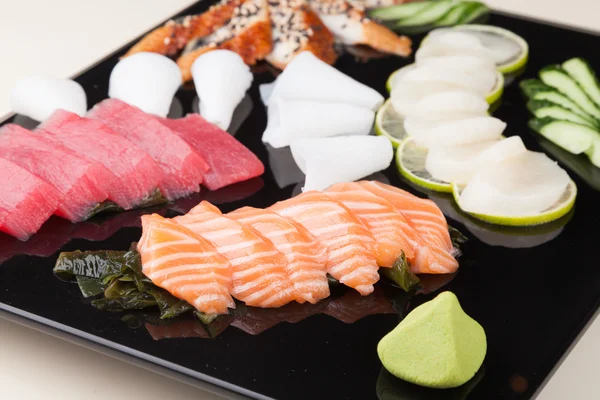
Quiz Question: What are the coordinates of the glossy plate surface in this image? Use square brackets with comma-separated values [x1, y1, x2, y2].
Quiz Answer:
[0, 3, 599, 399]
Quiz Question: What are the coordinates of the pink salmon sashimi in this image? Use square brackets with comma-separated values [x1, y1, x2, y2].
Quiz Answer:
[269, 191, 380, 296]
[39, 110, 163, 209]
[175, 201, 297, 308]
[158, 114, 264, 190]
[0, 124, 110, 222]
[138, 213, 235, 315]
[0, 158, 61, 240]
[228, 206, 330, 304]
[358, 181, 458, 274]
[88, 99, 209, 199]
[325, 182, 419, 268]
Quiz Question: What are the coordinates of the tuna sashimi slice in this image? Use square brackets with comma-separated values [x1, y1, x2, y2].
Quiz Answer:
[228, 206, 330, 304]
[0, 158, 61, 240]
[39, 110, 164, 209]
[138, 214, 235, 315]
[0, 124, 110, 222]
[269, 191, 380, 296]
[158, 114, 264, 190]
[325, 182, 419, 267]
[358, 181, 458, 274]
[88, 99, 208, 199]
[175, 201, 296, 308]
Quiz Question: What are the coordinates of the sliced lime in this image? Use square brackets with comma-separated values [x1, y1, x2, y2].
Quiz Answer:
[375, 99, 408, 148]
[452, 180, 577, 226]
[395, 137, 452, 192]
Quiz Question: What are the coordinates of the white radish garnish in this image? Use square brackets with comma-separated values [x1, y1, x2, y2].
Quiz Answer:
[458, 151, 570, 217]
[109, 52, 181, 117]
[191, 50, 253, 130]
[405, 115, 506, 147]
[11, 77, 87, 122]
[401, 65, 491, 97]
[262, 98, 374, 148]
[267, 52, 384, 110]
[426, 136, 527, 184]
[290, 136, 393, 192]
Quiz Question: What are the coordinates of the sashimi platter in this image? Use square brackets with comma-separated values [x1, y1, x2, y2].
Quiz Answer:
[1, 1, 599, 399]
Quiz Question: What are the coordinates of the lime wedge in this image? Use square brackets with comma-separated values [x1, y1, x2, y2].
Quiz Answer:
[444, 25, 529, 74]
[395, 137, 452, 192]
[375, 99, 408, 148]
[452, 180, 577, 226]
[386, 64, 504, 105]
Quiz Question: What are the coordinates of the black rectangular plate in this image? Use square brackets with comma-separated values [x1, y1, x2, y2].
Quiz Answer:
[1, 2, 599, 399]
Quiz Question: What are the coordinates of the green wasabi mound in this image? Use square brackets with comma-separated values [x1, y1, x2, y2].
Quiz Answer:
[377, 291, 486, 389]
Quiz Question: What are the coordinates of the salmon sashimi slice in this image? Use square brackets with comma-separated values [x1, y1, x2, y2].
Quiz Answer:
[358, 181, 458, 274]
[269, 191, 379, 295]
[228, 206, 330, 304]
[325, 182, 419, 268]
[175, 201, 297, 308]
[138, 214, 234, 315]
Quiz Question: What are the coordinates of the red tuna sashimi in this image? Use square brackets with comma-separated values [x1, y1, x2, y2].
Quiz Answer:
[39, 110, 163, 209]
[0, 158, 61, 240]
[87, 99, 209, 199]
[158, 114, 264, 190]
[0, 124, 111, 222]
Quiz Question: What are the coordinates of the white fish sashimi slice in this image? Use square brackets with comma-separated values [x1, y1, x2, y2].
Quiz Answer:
[109, 52, 181, 117]
[405, 115, 506, 147]
[267, 52, 384, 110]
[192, 50, 253, 130]
[410, 90, 489, 118]
[400, 65, 490, 97]
[416, 56, 498, 92]
[11, 77, 87, 122]
[290, 136, 393, 191]
[260, 80, 277, 105]
[391, 81, 477, 117]
[454, 30, 522, 65]
[416, 42, 496, 66]
[262, 98, 374, 148]
[459, 151, 571, 217]
[425, 140, 501, 184]
[425, 136, 528, 184]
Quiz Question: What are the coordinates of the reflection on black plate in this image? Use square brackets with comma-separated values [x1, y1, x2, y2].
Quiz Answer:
[266, 144, 305, 189]
[12, 114, 40, 130]
[167, 96, 184, 119]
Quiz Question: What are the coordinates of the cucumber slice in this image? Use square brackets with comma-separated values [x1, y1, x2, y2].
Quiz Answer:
[458, 2, 490, 24]
[527, 100, 597, 128]
[395, 0, 457, 27]
[434, 2, 471, 26]
[584, 139, 600, 167]
[539, 66, 600, 120]
[528, 117, 596, 155]
[521, 79, 597, 123]
[562, 58, 600, 109]
[538, 138, 600, 191]
[369, 1, 433, 21]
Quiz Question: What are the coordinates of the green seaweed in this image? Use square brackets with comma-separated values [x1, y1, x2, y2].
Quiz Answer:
[91, 292, 157, 312]
[380, 253, 421, 293]
[448, 225, 468, 258]
[75, 276, 106, 298]
[53, 250, 134, 282]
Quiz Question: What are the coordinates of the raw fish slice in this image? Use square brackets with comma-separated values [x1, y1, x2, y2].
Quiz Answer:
[417, 55, 496, 75]
[191, 50, 253, 130]
[0, 124, 110, 222]
[405, 115, 506, 148]
[40, 110, 164, 210]
[0, 159, 61, 240]
[358, 181, 458, 274]
[138, 214, 234, 315]
[177, 0, 272, 82]
[391, 81, 475, 117]
[267, 52, 384, 110]
[175, 201, 296, 308]
[269, 191, 379, 295]
[400, 65, 491, 97]
[325, 182, 419, 267]
[157, 114, 264, 190]
[458, 151, 571, 217]
[266, 145, 305, 189]
[88, 99, 209, 200]
[266, 0, 337, 69]
[309, 0, 412, 57]
[263, 98, 374, 148]
[418, 30, 496, 62]
[109, 52, 182, 117]
[323, 287, 395, 324]
[10, 77, 86, 122]
[291, 136, 393, 191]
[395, 90, 489, 120]
[229, 206, 330, 304]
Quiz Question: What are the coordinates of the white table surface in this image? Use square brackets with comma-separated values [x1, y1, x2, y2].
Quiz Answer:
[0, 1, 598, 399]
